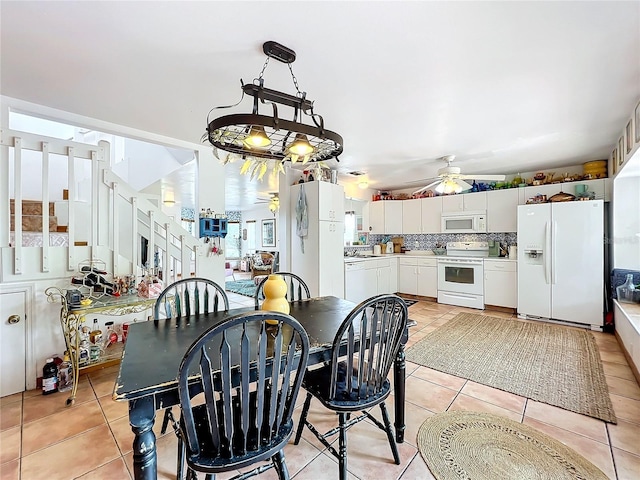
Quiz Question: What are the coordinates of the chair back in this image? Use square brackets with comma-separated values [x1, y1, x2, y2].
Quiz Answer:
[177, 311, 310, 467]
[254, 272, 311, 308]
[328, 294, 407, 403]
[154, 277, 229, 320]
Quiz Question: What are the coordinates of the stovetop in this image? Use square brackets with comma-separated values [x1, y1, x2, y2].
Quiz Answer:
[446, 241, 489, 258]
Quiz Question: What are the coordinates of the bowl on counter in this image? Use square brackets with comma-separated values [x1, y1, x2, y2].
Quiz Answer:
[432, 248, 447, 255]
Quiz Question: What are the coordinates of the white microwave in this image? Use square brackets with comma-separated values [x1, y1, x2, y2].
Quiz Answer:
[441, 211, 487, 233]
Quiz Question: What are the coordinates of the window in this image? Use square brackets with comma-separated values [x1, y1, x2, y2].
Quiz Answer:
[226, 222, 241, 259]
[246, 221, 256, 252]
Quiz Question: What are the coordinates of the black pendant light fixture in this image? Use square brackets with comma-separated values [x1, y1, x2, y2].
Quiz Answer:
[205, 41, 343, 180]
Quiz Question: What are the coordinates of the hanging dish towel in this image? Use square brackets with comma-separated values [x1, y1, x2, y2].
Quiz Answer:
[296, 184, 308, 253]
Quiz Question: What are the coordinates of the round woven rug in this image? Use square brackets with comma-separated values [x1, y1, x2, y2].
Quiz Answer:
[417, 411, 608, 480]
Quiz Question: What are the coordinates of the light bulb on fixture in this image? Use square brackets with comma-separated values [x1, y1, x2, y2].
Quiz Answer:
[358, 180, 369, 190]
[435, 179, 462, 195]
[243, 125, 271, 148]
[288, 133, 314, 156]
[163, 192, 176, 206]
[268, 195, 280, 215]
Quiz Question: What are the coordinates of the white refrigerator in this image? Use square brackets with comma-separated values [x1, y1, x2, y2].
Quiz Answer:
[517, 200, 604, 330]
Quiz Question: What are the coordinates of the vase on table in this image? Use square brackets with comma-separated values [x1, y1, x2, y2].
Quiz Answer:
[261, 274, 289, 324]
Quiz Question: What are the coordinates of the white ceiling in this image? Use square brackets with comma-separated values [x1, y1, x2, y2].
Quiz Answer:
[1, 1, 639, 210]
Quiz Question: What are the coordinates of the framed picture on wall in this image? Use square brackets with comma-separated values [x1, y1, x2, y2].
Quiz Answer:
[611, 148, 618, 175]
[618, 136, 624, 166]
[262, 219, 276, 247]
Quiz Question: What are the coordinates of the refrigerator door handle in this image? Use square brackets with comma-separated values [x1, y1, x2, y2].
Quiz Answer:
[544, 221, 551, 285]
[551, 220, 557, 284]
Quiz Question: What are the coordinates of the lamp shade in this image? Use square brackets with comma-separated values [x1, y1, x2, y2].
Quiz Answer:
[244, 125, 271, 148]
[288, 133, 314, 156]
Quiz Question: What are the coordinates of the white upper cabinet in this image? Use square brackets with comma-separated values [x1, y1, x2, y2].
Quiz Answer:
[385, 201, 403, 234]
[420, 196, 442, 233]
[402, 199, 421, 234]
[441, 194, 464, 212]
[487, 189, 519, 232]
[366, 201, 403, 234]
[442, 191, 487, 212]
[367, 201, 385, 233]
[317, 181, 345, 221]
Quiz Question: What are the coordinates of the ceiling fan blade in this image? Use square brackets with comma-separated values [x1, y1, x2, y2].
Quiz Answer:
[454, 179, 473, 191]
[412, 179, 442, 195]
[459, 174, 506, 181]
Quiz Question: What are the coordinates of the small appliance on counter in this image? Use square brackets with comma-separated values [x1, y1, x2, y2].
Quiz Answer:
[385, 241, 394, 254]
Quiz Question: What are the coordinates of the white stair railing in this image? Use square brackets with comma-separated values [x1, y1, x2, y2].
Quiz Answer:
[0, 128, 200, 284]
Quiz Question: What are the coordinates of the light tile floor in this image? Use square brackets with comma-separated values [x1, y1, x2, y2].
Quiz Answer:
[2, 285, 639, 479]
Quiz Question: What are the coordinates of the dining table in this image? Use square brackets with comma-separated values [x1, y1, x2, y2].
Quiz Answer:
[113, 296, 409, 480]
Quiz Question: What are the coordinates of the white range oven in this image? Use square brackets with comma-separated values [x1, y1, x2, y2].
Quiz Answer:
[437, 242, 488, 309]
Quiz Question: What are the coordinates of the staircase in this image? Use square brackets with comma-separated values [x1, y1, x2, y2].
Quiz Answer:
[10, 199, 59, 232]
[1, 128, 201, 283]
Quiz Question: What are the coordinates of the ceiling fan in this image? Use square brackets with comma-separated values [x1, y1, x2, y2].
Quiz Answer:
[412, 155, 506, 195]
[256, 192, 280, 214]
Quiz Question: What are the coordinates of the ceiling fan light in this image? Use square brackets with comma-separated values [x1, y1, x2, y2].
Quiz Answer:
[358, 180, 369, 189]
[288, 134, 314, 156]
[243, 125, 271, 148]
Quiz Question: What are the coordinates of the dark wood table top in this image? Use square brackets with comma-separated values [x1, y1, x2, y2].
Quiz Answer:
[114, 296, 356, 402]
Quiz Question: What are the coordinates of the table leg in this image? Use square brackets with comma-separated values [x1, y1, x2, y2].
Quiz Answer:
[129, 397, 157, 480]
[393, 343, 406, 443]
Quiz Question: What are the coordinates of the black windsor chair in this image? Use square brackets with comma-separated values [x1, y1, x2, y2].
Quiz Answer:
[153, 277, 229, 479]
[254, 272, 311, 309]
[154, 277, 229, 320]
[293, 294, 408, 480]
[176, 311, 310, 480]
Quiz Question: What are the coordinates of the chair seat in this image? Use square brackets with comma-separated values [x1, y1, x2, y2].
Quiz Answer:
[303, 362, 391, 411]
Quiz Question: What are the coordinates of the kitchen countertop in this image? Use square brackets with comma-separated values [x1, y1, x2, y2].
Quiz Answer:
[344, 253, 517, 262]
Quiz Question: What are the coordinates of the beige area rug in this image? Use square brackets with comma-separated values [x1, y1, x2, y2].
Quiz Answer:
[417, 411, 609, 480]
[406, 312, 616, 423]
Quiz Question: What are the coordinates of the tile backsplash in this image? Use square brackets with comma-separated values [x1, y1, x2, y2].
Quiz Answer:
[344, 232, 517, 255]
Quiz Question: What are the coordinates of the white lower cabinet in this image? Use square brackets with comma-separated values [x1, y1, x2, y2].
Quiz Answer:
[345, 258, 398, 304]
[399, 258, 418, 295]
[484, 260, 517, 308]
[398, 257, 437, 297]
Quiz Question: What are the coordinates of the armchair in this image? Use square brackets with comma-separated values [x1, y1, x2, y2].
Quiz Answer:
[250, 252, 275, 278]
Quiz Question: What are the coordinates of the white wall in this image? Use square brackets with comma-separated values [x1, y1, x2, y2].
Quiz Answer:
[241, 203, 279, 256]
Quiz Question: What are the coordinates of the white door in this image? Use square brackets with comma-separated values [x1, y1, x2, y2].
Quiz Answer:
[551, 201, 604, 326]
[1, 291, 27, 396]
[517, 204, 551, 318]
